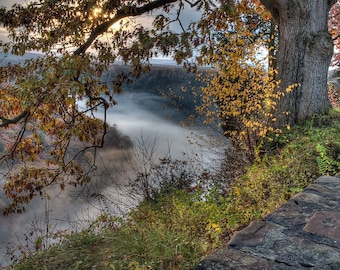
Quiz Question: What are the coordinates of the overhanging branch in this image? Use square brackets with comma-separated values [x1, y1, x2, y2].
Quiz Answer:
[0, 110, 30, 128]
[74, 0, 179, 55]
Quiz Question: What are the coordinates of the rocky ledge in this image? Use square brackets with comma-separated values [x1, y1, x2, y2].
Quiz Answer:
[195, 176, 340, 269]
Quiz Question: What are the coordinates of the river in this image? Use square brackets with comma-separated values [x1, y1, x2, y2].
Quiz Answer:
[0, 63, 226, 266]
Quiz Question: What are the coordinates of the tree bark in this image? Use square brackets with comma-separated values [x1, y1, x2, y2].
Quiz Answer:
[260, 0, 336, 126]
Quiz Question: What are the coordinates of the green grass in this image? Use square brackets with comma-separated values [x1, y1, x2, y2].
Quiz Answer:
[11, 109, 340, 270]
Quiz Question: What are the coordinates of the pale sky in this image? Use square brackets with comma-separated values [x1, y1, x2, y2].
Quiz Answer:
[0, 0, 200, 51]
[1, 0, 26, 8]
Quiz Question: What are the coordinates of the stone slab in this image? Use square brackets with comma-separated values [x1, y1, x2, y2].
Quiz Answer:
[195, 248, 270, 270]
[270, 235, 340, 267]
[293, 192, 338, 210]
[228, 220, 280, 248]
[264, 199, 310, 230]
[316, 176, 340, 185]
[303, 211, 340, 241]
[305, 183, 339, 196]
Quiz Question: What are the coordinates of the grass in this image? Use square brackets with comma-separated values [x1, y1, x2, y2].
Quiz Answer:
[10, 109, 340, 270]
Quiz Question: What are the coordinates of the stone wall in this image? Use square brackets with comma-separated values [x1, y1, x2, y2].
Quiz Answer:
[195, 176, 340, 269]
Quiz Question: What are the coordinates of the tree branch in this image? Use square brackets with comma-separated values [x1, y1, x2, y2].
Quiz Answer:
[0, 110, 30, 161]
[260, 0, 281, 23]
[74, 0, 179, 55]
[0, 110, 30, 128]
[183, 0, 201, 8]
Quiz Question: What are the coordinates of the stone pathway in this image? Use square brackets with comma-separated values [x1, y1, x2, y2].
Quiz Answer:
[195, 176, 340, 269]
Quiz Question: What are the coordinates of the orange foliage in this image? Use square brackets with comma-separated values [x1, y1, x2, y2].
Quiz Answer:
[329, 0, 340, 66]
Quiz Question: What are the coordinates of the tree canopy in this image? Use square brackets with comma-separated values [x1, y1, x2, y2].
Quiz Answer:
[0, 0, 339, 213]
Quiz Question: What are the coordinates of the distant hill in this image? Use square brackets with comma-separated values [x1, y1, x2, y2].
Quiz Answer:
[0, 51, 44, 65]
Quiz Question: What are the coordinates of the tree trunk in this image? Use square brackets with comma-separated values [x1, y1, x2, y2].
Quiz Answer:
[260, 0, 336, 126]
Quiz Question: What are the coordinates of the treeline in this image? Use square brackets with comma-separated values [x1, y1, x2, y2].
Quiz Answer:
[106, 64, 204, 92]
[104, 64, 208, 114]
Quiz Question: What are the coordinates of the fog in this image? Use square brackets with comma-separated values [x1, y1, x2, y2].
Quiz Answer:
[0, 76, 226, 266]
[0, 1, 209, 266]
[107, 92, 194, 155]
[0, 0, 211, 257]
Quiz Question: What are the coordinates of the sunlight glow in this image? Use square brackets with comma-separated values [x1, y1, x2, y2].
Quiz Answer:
[92, 7, 102, 18]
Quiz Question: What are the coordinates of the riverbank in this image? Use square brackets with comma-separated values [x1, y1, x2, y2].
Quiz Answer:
[8, 108, 340, 269]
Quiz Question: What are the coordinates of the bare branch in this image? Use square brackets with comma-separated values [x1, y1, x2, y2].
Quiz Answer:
[183, 0, 201, 8]
[163, 0, 185, 31]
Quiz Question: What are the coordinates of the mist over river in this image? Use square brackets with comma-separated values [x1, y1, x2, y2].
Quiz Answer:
[0, 63, 226, 266]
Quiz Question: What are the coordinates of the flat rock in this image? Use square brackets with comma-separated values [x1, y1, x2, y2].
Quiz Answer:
[303, 211, 340, 241]
[195, 249, 270, 270]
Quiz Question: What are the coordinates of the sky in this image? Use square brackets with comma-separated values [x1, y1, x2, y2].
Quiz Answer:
[1, 0, 24, 7]
[0, 0, 201, 50]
